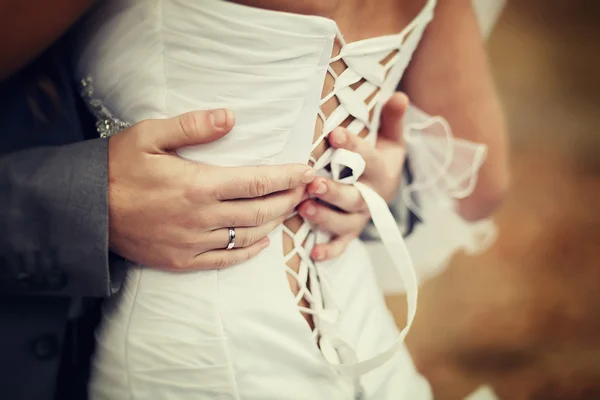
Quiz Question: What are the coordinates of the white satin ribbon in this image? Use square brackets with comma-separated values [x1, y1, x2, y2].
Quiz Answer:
[322, 148, 419, 378]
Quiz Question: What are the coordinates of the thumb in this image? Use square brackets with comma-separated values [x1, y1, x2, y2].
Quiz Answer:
[379, 92, 409, 144]
[148, 109, 235, 152]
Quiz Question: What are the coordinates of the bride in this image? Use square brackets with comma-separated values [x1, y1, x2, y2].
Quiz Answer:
[76, 0, 507, 398]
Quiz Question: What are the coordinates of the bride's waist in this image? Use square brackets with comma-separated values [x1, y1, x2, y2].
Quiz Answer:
[113, 226, 355, 303]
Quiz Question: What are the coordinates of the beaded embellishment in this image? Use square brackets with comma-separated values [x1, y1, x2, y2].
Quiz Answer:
[79, 77, 131, 138]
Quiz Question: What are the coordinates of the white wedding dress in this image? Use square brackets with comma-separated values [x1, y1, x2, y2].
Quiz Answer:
[77, 0, 487, 398]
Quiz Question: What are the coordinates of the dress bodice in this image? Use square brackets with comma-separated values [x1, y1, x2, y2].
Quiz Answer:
[77, 0, 435, 167]
[77, 0, 486, 381]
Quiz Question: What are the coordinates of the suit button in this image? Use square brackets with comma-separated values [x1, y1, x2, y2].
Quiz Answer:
[32, 333, 60, 361]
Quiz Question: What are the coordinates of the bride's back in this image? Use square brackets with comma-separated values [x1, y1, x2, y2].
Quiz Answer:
[79, 1, 436, 398]
[230, 0, 427, 42]
[78, 0, 433, 165]
[78, 0, 433, 340]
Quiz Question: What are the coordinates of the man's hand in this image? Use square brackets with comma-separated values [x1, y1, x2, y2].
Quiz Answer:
[108, 109, 315, 270]
[298, 93, 409, 261]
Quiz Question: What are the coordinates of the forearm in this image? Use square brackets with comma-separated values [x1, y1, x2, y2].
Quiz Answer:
[402, 0, 509, 220]
[0, 139, 111, 296]
[0, 0, 95, 80]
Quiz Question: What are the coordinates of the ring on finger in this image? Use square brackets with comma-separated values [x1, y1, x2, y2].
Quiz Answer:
[226, 227, 236, 250]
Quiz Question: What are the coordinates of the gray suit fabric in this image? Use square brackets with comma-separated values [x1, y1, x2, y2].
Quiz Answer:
[0, 36, 111, 400]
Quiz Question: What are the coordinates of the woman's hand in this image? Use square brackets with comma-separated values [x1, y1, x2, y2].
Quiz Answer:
[297, 92, 409, 261]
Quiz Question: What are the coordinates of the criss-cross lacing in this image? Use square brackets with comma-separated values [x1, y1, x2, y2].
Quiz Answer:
[281, 1, 436, 378]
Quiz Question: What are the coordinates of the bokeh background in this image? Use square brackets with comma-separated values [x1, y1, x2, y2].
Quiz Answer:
[386, 1, 600, 399]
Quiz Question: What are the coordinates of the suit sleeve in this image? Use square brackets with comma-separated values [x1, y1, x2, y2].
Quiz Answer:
[0, 138, 111, 297]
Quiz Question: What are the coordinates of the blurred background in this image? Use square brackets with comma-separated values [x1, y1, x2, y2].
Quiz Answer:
[386, 0, 600, 399]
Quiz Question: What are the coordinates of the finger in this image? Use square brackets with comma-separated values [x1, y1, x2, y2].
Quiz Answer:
[307, 177, 366, 213]
[145, 109, 235, 152]
[379, 92, 409, 143]
[311, 235, 355, 261]
[297, 200, 368, 236]
[218, 186, 306, 228]
[213, 164, 315, 200]
[328, 127, 379, 168]
[189, 237, 270, 270]
[204, 216, 284, 250]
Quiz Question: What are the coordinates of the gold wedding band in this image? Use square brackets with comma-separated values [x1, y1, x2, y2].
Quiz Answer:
[226, 228, 236, 250]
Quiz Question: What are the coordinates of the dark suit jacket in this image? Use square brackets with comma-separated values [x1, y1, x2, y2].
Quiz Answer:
[0, 36, 112, 399]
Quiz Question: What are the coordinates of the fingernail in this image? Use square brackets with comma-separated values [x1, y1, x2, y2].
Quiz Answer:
[313, 249, 325, 261]
[302, 168, 316, 184]
[210, 109, 229, 128]
[313, 181, 327, 195]
[304, 204, 316, 216]
[331, 128, 347, 146]
[398, 93, 410, 106]
[258, 237, 270, 248]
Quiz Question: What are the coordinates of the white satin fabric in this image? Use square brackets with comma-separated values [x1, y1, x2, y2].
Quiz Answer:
[77, 0, 483, 398]
[368, 106, 497, 293]
[401, 106, 498, 283]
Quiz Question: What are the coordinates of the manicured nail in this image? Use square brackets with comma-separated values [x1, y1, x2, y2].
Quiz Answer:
[313, 181, 327, 195]
[331, 128, 347, 146]
[398, 92, 409, 105]
[304, 204, 316, 216]
[302, 168, 316, 184]
[313, 249, 325, 261]
[210, 109, 229, 128]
